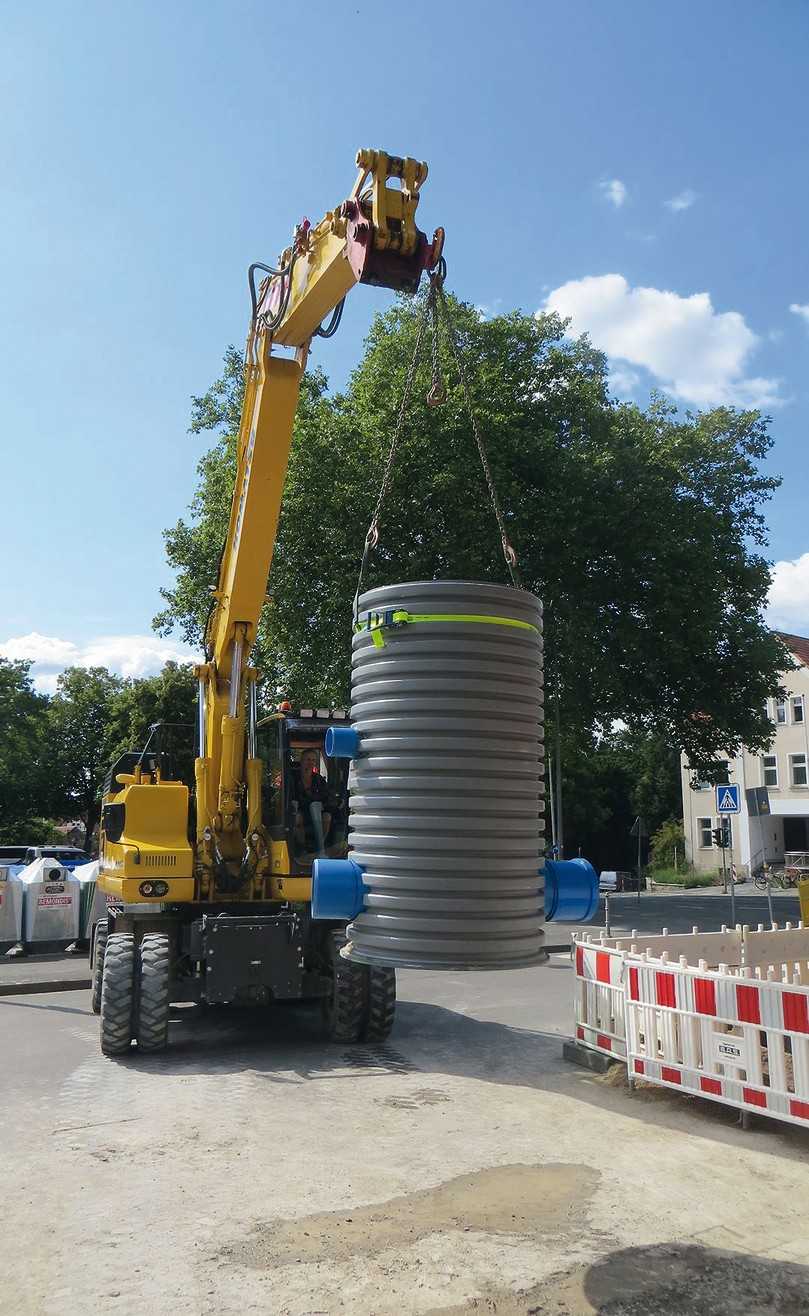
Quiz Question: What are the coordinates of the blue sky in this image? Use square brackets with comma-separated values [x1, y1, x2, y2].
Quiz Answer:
[2, 0, 808, 688]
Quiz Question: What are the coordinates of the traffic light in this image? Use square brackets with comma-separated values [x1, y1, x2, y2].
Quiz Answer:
[712, 827, 727, 849]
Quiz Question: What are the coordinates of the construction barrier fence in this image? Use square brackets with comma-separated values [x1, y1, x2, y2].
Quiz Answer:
[572, 923, 809, 1131]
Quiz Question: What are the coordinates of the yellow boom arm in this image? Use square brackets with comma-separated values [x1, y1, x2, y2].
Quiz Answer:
[193, 149, 441, 896]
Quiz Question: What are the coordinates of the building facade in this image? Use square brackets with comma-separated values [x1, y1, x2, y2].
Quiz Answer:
[681, 633, 809, 877]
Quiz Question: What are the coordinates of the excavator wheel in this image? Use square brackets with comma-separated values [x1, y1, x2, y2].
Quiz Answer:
[90, 918, 108, 1015]
[362, 967, 396, 1042]
[100, 933, 135, 1055]
[136, 933, 171, 1052]
[323, 929, 367, 1043]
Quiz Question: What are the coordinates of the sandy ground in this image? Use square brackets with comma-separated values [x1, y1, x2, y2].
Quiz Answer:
[3, 944, 809, 1315]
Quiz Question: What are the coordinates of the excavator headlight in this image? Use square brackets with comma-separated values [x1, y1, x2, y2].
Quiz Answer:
[138, 880, 169, 898]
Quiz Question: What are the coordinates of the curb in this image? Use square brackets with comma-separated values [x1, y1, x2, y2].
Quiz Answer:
[562, 1038, 620, 1073]
[0, 978, 90, 997]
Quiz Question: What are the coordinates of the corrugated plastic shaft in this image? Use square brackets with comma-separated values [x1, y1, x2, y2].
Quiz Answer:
[344, 580, 545, 969]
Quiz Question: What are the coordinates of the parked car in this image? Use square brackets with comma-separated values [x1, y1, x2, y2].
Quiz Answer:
[599, 870, 646, 893]
[0, 846, 28, 865]
[23, 845, 90, 870]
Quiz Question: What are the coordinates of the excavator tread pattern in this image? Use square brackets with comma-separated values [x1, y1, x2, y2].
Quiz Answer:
[90, 918, 109, 1015]
[362, 967, 396, 1042]
[136, 933, 171, 1052]
[327, 931, 367, 1043]
[100, 933, 135, 1055]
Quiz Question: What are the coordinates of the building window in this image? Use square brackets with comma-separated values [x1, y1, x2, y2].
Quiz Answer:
[790, 754, 808, 787]
[762, 755, 778, 788]
[698, 817, 713, 848]
[775, 699, 788, 724]
[792, 696, 805, 724]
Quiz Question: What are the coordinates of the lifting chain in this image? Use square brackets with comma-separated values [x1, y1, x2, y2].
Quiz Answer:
[433, 274, 520, 586]
[355, 257, 521, 618]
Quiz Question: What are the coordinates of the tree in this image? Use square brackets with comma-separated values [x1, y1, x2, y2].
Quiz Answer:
[650, 818, 687, 871]
[0, 658, 58, 844]
[156, 296, 788, 771]
[106, 661, 198, 785]
[48, 667, 124, 849]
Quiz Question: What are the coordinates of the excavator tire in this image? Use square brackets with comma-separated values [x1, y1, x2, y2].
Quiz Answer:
[362, 967, 396, 1042]
[90, 918, 108, 1015]
[100, 933, 135, 1055]
[136, 933, 171, 1052]
[323, 930, 367, 1043]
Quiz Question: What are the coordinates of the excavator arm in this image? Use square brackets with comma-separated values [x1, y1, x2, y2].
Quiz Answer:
[194, 149, 442, 897]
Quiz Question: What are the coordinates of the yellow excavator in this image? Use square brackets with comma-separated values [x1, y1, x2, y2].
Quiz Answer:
[93, 150, 444, 1054]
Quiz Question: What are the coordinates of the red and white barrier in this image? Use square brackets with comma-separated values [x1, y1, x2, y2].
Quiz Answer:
[572, 923, 809, 1131]
[572, 926, 744, 1063]
[573, 941, 627, 1059]
[625, 951, 809, 1128]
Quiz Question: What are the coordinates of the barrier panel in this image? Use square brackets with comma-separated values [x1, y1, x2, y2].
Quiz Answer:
[572, 923, 809, 1131]
[625, 947, 809, 1129]
[572, 926, 744, 1063]
[573, 940, 628, 1059]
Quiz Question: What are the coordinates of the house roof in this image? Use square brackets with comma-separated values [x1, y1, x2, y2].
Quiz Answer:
[774, 631, 809, 668]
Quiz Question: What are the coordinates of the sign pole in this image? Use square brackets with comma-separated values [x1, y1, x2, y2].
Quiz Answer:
[728, 826, 736, 927]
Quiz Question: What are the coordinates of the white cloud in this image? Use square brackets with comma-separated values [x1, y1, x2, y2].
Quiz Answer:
[665, 189, 697, 212]
[0, 632, 197, 693]
[767, 555, 809, 636]
[599, 179, 627, 208]
[789, 303, 809, 326]
[609, 365, 641, 396]
[542, 273, 781, 408]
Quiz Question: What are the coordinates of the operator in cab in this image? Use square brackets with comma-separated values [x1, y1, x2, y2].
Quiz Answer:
[293, 748, 336, 854]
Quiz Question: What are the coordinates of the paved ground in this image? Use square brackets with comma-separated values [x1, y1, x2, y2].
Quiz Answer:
[3, 894, 809, 1315]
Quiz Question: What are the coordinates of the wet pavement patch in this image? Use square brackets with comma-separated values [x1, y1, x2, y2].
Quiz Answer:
[224, 1162, 598, 1270]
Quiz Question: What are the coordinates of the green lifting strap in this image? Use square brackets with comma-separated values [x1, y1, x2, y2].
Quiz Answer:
[355, 609, 540, 649]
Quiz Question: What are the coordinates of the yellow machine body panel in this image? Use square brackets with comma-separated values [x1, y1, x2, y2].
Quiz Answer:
[98, 780, 195, 903]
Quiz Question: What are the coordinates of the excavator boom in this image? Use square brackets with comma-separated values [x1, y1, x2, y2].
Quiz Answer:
[193, 149, 441, 896]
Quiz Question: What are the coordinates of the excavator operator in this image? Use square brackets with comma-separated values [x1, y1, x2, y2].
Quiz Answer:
[293, 749, 337, 855]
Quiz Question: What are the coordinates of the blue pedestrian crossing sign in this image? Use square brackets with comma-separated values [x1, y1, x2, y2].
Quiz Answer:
[716, 783, 741, 814]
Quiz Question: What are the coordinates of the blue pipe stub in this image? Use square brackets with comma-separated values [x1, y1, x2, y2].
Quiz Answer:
[544, 857, 599, 923]
[312, 857, 366, 920]
[324, 726, 361, 759]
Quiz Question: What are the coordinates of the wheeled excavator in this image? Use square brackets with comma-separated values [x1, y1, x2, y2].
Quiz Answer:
[92, 150, 444, 1055]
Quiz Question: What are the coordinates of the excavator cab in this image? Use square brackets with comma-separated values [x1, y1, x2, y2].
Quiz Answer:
[255, 708, 351, 874]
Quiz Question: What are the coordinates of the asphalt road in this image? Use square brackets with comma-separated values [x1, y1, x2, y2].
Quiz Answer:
[3, 894, 809, 1316]
[553, 888, 802, 946]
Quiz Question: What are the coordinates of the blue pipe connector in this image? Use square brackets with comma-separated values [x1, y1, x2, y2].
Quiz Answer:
[544, 857, 599, 923]
[324, 726, 361, 759]
[312, 857, 366, 920]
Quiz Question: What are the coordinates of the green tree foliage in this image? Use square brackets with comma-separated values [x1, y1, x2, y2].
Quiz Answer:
[0, 661, 198, 849]
[105, 661, 197, 785]
[650, 818, 687, 871]
[48, 667, 125, 848]
[156, 295, 787, 772]
[0, 658, 59, 844]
